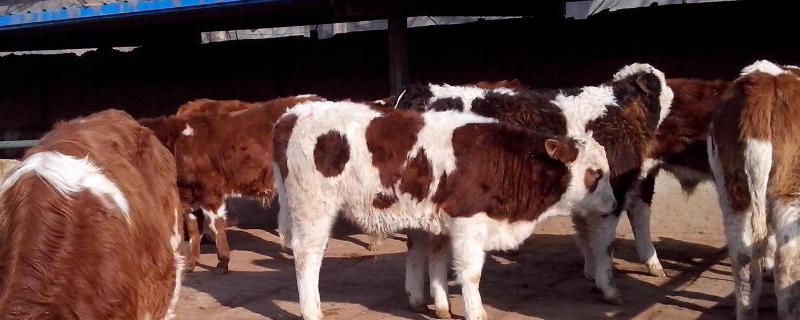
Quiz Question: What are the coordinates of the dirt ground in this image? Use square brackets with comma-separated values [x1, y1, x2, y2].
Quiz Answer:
[175, 173, 778, 320]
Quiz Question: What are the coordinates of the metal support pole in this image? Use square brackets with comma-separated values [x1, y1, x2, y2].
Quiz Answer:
[388, 10, 408, 96]
[0, 140, 39, 149]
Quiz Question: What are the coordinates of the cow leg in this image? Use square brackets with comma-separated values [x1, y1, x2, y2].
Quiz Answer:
[292, 210, 336, 320]
[428, 234, 452, 319]
[763, 227, 776, 279]
[710, 137, 771, 320]
[368, 232, 384, 251]
[451, 225, 487, 320]
[202, 204, 231, 274]
[588, 212, 623, 305]
[276, 181, 293, 250]
[771, 198, 800, 319]
[405, 230, 429, 313]
[572, 214, 595, 280]
[626, 197, 665, 277]
[627, 170, 665, 277]
[722, 206, 762, 320]
[212, 218, 231, 274]
[184, 213, 202, 273]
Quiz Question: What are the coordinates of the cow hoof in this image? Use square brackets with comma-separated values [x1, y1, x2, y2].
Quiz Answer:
[368, 242, 380, 252]
[434, 308, 453, 319]
[368, 236, 383, 252]
[646, 263, 666, 277]
[183, 261, 197, 273]
[763, 270, 775, 282]
[409, 303, 428, 313]
[213, 264, 229, 275]
[604, 292, 624, 305]
[583, 263, 595, 280]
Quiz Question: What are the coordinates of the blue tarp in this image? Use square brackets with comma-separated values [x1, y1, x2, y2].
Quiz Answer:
[0, 0, 281, 31]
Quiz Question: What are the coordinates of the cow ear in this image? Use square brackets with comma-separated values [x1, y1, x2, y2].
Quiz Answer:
[635, 73, 661, 95]
[545, 138, 578, 163]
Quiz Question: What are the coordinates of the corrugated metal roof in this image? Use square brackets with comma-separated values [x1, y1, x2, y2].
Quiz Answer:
[565, 0, 738, 19]
[1, 1, 107, 16]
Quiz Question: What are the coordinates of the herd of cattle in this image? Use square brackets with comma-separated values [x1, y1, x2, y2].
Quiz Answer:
[0, 59, 797, 320]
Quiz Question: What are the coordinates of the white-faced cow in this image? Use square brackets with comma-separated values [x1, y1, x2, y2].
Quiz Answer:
[140, 95, 322, 274]
[708, 60, 800, 320]
[390, 64, 673, 312]
[274, 101, 616, 320]
[0, 110, 183, 319]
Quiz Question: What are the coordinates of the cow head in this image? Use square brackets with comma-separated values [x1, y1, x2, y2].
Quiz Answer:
[612, 63, 675, 131]
[547, 136, 616, 215]
[394, 84, 435, 111]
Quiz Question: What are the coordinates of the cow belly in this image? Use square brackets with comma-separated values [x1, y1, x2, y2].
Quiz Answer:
[344, 195, 444, 235]
[483, 218, 541, 251]
[444, 213, 543, 251]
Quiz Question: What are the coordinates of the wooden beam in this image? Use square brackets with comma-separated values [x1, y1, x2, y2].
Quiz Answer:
[387, 8, 408, 96]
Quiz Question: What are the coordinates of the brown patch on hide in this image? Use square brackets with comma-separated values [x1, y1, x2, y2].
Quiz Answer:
[314, 131, 350, 177]
[429, 98, 464, 112]
[433, 123, 572, 222]
[398, 148, 434, 201]
[365, 110, 425, 187]
[274, 114, 299, 181]
[372, 193, 398, 209]
[766, 71, 800, 200]
[584, 169, 603, 193]
[470, 91, 568, 137]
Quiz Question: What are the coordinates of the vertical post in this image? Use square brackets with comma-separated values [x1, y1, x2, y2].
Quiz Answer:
[387, 8, 408, 96]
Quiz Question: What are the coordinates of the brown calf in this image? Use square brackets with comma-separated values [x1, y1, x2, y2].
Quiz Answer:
[621, 78, 731, 276]
[709, 60, 800, 320]
[645, 78, 730, 193]
[141, 95, 321, 274]
[176, 98, 254, 116]
[0, 110, 182, 319]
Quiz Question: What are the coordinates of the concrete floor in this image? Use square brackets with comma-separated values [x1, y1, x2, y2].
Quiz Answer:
[175, 174, 779, 319]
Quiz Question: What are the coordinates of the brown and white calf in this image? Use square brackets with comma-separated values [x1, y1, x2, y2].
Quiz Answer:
[274, 101, 616, 320]
[708, 60, 800, 320]
[0, 110, 183, 319]
[392, 64, 672, 310]
[629, 77, 730, 269]
[141, 95, 321, 274]
[415, 73, 732, 285]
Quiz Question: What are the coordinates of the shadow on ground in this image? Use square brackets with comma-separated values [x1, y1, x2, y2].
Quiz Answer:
[178, 227, 764, 319]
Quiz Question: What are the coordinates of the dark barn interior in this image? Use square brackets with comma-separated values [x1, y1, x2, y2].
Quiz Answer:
[1, 1, 798, 159]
